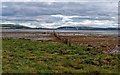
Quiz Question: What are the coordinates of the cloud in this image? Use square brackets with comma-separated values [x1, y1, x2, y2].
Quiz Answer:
[1, 0, 119, 2]
[2, 2, 117, 16]
[1, 2, 118, 28]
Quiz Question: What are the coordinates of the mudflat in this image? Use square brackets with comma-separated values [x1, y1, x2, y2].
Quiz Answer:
[2, 31, 119, 54]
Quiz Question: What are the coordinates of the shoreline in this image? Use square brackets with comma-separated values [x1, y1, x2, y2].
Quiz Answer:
[1, 31, 119, 54]
[1, 29, 118, 36]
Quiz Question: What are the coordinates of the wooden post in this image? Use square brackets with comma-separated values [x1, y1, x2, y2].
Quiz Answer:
[53, 30, 71, 46]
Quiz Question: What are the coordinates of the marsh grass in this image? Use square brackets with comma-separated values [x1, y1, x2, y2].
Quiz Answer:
[2, 38, 120, 74]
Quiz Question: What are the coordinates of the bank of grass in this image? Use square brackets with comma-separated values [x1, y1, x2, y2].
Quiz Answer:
[2, 38, 120, 74]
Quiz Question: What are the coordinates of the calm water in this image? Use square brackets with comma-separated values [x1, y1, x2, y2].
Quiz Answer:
[2, 29, 118, 35]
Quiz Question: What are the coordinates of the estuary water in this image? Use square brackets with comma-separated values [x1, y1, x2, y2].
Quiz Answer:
[2, 29, 118, 35]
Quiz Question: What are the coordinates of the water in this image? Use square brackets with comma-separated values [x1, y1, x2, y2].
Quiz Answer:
[1, 29, 118, 35]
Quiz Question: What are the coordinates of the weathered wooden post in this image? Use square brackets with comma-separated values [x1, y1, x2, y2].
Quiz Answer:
[63, 38, 71, 47]
[52, 30, 71, 46]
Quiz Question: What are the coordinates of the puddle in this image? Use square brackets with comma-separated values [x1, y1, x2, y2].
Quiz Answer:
[31, 37, 53, 41]
[58, 33, 84, 36]
[2, 33, 50, 38]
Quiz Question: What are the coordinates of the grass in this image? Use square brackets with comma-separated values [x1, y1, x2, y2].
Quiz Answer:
[0, 37, 2, 74]
[2, 38, 120, 74]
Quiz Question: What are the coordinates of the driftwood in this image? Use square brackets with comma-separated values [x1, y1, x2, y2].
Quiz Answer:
[53, 30, 71, 46]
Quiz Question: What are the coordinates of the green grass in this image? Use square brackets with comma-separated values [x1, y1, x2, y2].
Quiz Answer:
[0, 38, 2, 74]
[2, 38, 120, 74]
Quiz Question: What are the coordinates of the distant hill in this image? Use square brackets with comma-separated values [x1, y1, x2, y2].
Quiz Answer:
[56, 26, 118, 30]
[1, 24, 51, 30]
[1, 24, 31, 29]
[1, 24, 119, 30]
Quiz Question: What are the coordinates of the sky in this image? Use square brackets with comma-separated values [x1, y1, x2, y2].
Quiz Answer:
[1, 1, 119, 28]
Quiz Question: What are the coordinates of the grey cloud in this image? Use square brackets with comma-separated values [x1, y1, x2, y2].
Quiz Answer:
[1, 2, 118, 28]
[2, 2, 117, 16]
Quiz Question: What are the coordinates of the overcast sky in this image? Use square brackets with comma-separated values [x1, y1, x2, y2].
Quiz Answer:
[1, 1, 119, 28]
